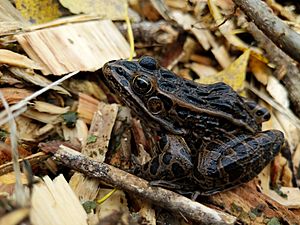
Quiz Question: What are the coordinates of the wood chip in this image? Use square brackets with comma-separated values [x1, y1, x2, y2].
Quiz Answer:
[0, 49, 42, 70]
[15, 20, 131, 75]
[34, 101, 69, 114]
[0, 88, 33, 108]
[30, 175, 88, 225]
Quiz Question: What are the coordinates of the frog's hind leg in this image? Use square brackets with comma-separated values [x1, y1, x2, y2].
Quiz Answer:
[133, 134, 194, 189]
[193, 130, 284, 194]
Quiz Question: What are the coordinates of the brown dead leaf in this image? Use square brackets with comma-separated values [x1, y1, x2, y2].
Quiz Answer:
[249, 57, 270, 85]
[0, 88, 33, 108]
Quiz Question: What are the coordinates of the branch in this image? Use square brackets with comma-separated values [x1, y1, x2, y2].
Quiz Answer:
[233, 0, 300, 63]
[52, 145, 236, 225]
[246, 22, 300, 117]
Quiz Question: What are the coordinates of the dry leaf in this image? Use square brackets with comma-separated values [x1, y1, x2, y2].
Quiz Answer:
[0, 0, 28, 35]
[208, 0, 248, 49]
[189, 63, 218, 78]
[15, 0, 61, 24]
[267, 187, 300, 209]
[94, 189, 130, 223]
[249, 57, 270, 85]
[23, 109, 62, 124]
[266, 76, 289, 108]
[275, 111, 300, 151]
[34, 101, 69, 114]
[9, 67, 70, 96]
[0, 49, 42, 69]
[0, 208, 30, 225]
[59, 0, 127, 20]
[195, 49, 250, 93]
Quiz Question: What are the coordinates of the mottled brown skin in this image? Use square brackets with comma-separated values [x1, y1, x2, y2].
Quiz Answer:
[102, 56, 284, 195]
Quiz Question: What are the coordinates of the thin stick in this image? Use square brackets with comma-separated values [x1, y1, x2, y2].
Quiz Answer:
[0, 92, 27, 206]
[233, 0, 300, 62]
[53, 145, 236, 224]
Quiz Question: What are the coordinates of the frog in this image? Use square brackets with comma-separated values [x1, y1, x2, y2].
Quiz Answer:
[101, 56, 284, 195]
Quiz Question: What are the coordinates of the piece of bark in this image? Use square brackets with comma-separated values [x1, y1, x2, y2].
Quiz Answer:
[232, 0, 300, 63]
[208, 180, 299, 224]
[53, 145, 236, 225]
[0, 152, 49, 176]
[117, 20, 179, 46]
[246, 22, 300, 118]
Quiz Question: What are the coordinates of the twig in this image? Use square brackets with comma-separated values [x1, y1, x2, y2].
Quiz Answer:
[232, 0, 300, 63]
[246, 22, 300, 117]
[0, 152, 49, 176]
[0, 92, 27, 206]
[53, 145, 236, 225]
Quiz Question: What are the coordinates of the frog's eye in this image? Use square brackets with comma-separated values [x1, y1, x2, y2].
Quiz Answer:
[139, 56, 158, 70]
[132, 75, 152, 95]
[147, 96, 164, 114]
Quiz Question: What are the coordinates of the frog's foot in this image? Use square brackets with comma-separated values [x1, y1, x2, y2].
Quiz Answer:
[193, 130, 284, 194]
[133, 134, 194, 182]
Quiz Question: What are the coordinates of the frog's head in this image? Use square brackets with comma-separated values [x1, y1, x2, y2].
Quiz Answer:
[102, 56, 187, 135]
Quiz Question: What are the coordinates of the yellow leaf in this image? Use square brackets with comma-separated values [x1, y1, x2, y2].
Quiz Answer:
[15, 0, 61, 24]
[59, 0, 127, 20]
[195, 49, 250, 93]
[249, 57, 270, 85]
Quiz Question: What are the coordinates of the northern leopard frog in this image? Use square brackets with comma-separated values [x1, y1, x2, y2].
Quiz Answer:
[102, 56, 284, 195]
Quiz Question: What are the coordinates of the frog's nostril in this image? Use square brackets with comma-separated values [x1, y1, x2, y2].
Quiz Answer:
[108, 59, 117, 63]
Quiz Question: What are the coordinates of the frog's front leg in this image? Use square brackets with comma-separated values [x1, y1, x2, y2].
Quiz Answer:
[133, 134, 193, 189]
[193, 130, 284, 195]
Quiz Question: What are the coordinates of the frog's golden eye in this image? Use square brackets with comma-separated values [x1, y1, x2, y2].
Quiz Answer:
[132, 75, 152, 95]
[147, 96, 164, 114]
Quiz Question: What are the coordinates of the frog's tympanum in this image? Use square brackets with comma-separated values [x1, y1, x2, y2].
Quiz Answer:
[102, 56, 284, 195]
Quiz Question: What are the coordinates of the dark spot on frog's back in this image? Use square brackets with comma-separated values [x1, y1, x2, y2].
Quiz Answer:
[158, 81, 176, 92]
[160, 69, 177, 80]
[186, 95, 206, 105]
[162, 152, 172, 165]
[115, 66, 131, 80]
[123, 61, 138, 71]
[172, 163, 185, 178]
[150, 156, 159, 175]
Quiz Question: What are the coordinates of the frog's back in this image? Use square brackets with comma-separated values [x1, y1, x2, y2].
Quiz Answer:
[154, 67, 261, 133]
